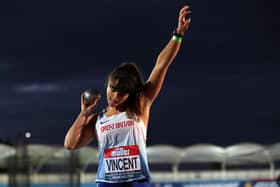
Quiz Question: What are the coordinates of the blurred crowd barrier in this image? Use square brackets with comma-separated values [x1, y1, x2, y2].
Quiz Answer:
[0, 143, 280, 187]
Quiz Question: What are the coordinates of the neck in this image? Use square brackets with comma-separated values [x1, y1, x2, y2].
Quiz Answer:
[106, 105, 125, 114]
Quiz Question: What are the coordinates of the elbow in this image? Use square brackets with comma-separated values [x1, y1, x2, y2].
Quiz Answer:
[156, 56, 172, 69]
[64, 144, 75, 150]
[64, 143, 80, 150]
[64, 139, 79, 150]
[64, 142, 74, 150]
[64, 132, 81, 150]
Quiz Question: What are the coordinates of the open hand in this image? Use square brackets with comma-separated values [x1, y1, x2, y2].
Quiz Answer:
[176, 5, 191, 35]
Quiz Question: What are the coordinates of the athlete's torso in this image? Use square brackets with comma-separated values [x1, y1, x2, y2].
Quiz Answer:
[95, 110, 151, 183]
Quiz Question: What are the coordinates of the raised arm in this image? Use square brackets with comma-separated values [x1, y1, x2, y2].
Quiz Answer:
[143, 6, 191, 104]
[64, 95, 100, 150]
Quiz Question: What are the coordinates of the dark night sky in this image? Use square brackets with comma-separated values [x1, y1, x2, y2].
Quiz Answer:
[0, 0, 279, 147]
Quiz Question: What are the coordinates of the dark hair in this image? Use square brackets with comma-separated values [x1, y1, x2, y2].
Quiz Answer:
[106, 63, 145, 118]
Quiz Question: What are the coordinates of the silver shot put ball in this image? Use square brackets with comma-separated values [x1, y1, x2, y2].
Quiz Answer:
[82, 89, 101, 106]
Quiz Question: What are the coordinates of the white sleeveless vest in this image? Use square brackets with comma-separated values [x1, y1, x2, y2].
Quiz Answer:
[95, 110, 151, 183]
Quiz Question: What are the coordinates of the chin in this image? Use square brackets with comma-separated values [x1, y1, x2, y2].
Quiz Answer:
[108, 101, 117, 107]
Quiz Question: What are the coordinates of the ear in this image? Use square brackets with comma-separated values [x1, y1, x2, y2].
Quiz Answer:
[120, 93, 130, 104]
[123, 93, 130, 100]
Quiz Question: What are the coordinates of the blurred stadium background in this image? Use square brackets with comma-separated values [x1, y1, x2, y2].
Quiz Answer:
[0, 142, 279, 187]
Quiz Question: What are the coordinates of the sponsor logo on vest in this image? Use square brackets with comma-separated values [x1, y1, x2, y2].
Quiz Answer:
[100, 119, 111, 124]
[100, 120, 134, 133]
[111, 147, 130, 157]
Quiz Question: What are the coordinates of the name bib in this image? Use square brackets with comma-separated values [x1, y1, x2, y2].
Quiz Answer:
[104, 145, 141, 180]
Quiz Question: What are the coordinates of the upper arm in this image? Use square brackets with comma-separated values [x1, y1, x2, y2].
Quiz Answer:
[142, 62, 169, 105]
